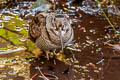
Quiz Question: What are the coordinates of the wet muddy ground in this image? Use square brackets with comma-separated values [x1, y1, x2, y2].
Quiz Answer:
[0, 0, 120, 80]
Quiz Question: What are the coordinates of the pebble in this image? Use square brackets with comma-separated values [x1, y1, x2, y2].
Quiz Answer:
[94, 70, 99, 73]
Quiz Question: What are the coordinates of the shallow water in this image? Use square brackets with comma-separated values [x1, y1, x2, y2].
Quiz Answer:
[0, 0, 120, 80]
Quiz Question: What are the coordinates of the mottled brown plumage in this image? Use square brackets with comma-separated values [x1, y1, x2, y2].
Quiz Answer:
[29, 12, 74, 51]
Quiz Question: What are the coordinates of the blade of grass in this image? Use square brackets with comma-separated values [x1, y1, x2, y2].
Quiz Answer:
[96, 0, 120, 34]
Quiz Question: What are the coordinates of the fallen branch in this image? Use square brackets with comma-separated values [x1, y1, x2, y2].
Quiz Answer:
[3, 27, 23, 35]
[0, 35, 15, 45]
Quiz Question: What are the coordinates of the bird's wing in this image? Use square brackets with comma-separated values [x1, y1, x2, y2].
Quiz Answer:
[29, 13, 46, 42]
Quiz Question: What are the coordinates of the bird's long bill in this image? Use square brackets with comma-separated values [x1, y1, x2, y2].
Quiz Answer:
[59, 27, 64, 52]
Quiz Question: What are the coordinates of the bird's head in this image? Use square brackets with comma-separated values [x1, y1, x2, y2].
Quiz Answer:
[46, 13, 72, 51]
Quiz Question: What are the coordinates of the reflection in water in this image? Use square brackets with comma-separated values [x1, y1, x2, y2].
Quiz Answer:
[0, 55, 32, 79]
[0, 0, 120, 80]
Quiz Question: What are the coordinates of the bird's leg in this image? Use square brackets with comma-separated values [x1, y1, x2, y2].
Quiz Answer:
[45, 50, 57, 61]
[45, 50, 50, 60]
[53, 49, 57, 65]
[53, 49, 56, 55]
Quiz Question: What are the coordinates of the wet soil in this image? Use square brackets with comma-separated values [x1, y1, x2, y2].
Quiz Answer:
[0, 0, 120, 80]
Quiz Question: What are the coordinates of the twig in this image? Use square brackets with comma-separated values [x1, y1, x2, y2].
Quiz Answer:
[37, 67, 49, 80]
[42, 73, 59, 80]
[96, 52, 104, 64]
[30, 73, 38, 80]
[105, 50, 118, 69]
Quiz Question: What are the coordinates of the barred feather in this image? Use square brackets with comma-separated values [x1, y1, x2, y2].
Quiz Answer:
[29, 12, 74, 50]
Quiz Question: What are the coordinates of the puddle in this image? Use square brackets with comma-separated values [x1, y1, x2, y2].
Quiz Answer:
[0, 0, 120, 80]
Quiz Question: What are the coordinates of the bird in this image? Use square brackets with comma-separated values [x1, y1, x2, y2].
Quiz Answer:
[28, 12, 74, 59]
